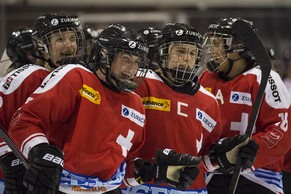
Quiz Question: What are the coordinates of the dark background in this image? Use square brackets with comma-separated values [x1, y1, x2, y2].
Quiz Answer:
[1, 0, 291, 64]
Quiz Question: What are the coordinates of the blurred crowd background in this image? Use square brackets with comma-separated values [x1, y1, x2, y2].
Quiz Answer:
[1, 0, 291, 80]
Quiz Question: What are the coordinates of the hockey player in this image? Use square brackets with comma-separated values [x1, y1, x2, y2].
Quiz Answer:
[200, 17, 291, 194]
[7, 23, 199, 194]
[122, 22, 258, 194]
[0, 27, 43, 194]
[5, 28, 39, 74]
[137, 27, 162, 71]
[0, 13, 84, 193]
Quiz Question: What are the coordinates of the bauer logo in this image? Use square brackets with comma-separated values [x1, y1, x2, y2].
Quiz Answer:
[79, 84, 101, 105]
[230, 91, 252, 106]
[196, 108, 216, 132]
[121, 105, 145, 127]
[141, 97, 171, 112]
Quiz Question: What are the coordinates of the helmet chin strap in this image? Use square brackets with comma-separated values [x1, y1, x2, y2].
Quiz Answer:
[103, 64, 137, 92]
[32, 53, 59, 69]
[218, 56, 241, 81]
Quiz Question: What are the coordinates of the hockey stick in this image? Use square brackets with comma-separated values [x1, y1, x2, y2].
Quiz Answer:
[0, 127, 29, 169]
[227, 19, 272, 194]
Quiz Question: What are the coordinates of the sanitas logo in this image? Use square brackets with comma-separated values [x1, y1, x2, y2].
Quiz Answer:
[79, 84, 101, 104]
[141, 97, 171, 112]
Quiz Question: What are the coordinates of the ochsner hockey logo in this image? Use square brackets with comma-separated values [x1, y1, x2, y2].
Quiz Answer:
[196, 108, 217, 132]
[121, 105, 145, 127]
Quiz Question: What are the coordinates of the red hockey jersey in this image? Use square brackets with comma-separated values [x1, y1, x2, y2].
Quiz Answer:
[199, 67, 291, 193]
[9, 64, 146, 193]
[0, 64, 49, 155]
[123, 70, 222, 193]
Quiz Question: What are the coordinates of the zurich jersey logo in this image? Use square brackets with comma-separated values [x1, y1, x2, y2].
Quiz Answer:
[122, 108, 129, 116]
[196, 108, 216, 133]
[197, 111, 203, 119]
[230, 91, 252, 106]
[232, 94, 239, 101]
[121, 105, 145, 127]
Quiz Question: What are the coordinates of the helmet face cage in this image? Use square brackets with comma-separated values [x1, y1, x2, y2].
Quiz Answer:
[89, 24, 149, 92]
[32, 13, 85, 66]
[40, 27, 85, 65]
[106, 49, 148, 92]
[159, 41, 202, 84]
[203, 18, 255, 72]
[203, 32, 235, 72]
[158, 22, 203, 85]
[6, 28, 35, 64]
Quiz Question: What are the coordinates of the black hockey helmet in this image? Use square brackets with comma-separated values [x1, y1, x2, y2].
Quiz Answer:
[80, 25, 101, 55]
[158, 22, 203, 85]
[32, 13, 85, 67]
[138, 27, 162, 70]
[6, 28, 35, 65]
[89, 24, 149, 92]
[203, 17, 257, 72]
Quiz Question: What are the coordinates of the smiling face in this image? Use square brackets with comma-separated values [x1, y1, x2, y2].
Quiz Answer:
[48, 30, 78, 65]
[111, 52, 140, 81]
[167, 43, 199, 70]
[203, 33, 243, 73]
[160, 42, 201, 84]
